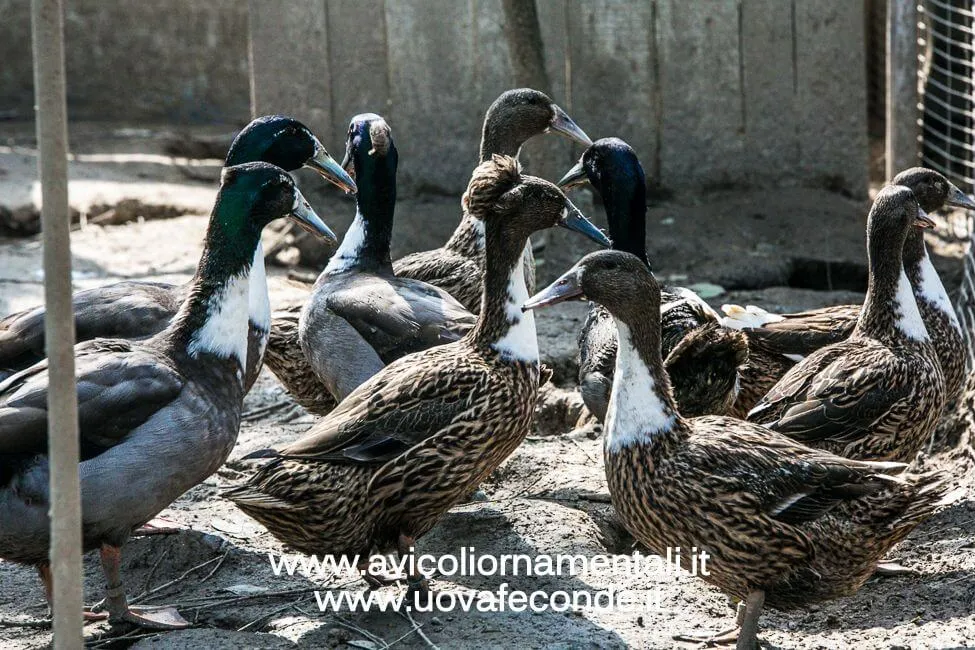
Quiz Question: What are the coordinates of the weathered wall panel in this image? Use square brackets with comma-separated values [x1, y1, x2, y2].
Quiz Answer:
[1, 0, 869, 196]
[741, 0, 798, 181]
[326, 0, 391, 149]
[249, 0, 331, 138]
[567, 0, 656, 180]
[384, 0, 478, 193]
[0, 0, 250, 124]
[657, 0, 745, 189]
[794, 0, 869, 195]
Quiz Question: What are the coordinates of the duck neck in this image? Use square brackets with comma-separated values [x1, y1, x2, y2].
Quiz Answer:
[902, 228, 960, 331]
[324, 158, 396, 274]
[247, 242, 271, 334]
[855, 225, 929, 344]
[470, 223, 538, 363]
[170, 207, 267, 379]
[605, 181, 649, 266]
[479, 111, 528, 162]
[605, 309, 683, 455]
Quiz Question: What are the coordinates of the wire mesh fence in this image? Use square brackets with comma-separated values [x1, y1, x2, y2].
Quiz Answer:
[919, 0, 975, 369]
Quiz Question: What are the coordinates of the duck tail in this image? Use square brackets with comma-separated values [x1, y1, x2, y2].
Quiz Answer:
[719, 304, 784, 330]
[665, 322, 748, 369]
[843, 469, 948, 551]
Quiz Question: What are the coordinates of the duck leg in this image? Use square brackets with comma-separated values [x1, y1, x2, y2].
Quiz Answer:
[399, 534, 429, 608]
[131, 517, 185, 537]
[874, 560, 915, 577]
[357, 557, 404, 589]
[673, 601, 745, 647]
[735, 590, 765, 650]
[35, 563, 108, 623]
[99, 544, 190, 630]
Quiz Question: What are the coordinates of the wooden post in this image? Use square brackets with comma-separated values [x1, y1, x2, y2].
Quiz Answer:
[31, 0, 83, 647]
[886, 0, 919, 178]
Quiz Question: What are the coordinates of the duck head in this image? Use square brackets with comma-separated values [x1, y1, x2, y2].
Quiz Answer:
[226, 115, 357, 194]
[324, 114, 398, 274]
[558, 137, 649, 264]
[214, 162, 337, 253]
[464, 154, 610, 247]
[891, 167, 975, 213]
[523, 250, 654, 316]
[480, 88, 592, 160]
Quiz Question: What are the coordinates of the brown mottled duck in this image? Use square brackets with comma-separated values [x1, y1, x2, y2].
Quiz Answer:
[724, 167, 973, 417]
[558, 137, 747, 420]
[524, 249, 946, 650]
[263, 89, 592, 413]
[746, 185, 946, 462]
[223, 155, 609, 601]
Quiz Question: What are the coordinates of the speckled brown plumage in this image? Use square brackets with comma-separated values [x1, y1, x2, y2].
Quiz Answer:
[226, 343, 538, 557]
[525, 249, 947, 645]
[394, 89, 590, 313]
[729, 168, 971, 416]
[225, 156, 602, 573]
[262, 305, 336, 415]
[748, 186, 946, 462]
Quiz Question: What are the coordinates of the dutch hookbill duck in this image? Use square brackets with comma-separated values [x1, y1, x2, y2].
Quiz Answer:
[298, 114, 477, 402]
[747, 185, 946, 462]
[0, 115, 355, 392]
[723, 167, 974, 417]
[557, 138, 747, 421]
[0, 163, 337, 629]
[523, 249, 947, 650]
[264, 89, 592, 413]
[393, 87, 593, 311]
[223, 155, 610, 601]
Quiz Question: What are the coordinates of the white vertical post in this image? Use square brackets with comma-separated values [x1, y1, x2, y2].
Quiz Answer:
[31, 0, 83, 646]
[886, 0, 919, 178]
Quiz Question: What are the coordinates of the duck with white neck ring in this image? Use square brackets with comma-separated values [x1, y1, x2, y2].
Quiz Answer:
[558, 137, 747, 421]
[723, 167, 974, 417]
[747, 185, 946, 462]
[0, 114, 355, 391]
[224, 154, 610, 605]
[0, 162, 337, 629]
[523, 249, 947, 650]
[295, 113, 477, 403]
[393, 88, 594, 313]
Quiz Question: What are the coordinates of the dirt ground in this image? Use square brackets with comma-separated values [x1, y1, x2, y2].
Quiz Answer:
[0, 126, 973, 649]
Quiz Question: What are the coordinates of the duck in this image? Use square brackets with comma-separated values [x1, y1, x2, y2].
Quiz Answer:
[557, 137, 747, 420]
[393, 87, 593, 312]
[723, 167, 973, 417]
[263, 92, 591, 411]
[746, 185, 946, 462]
[0, 162, 337, 629]
[224, 155, 610, 599]
[0, 115, 355, 392]
[522, 248, 946, 650]
[297, 113, 483, 402]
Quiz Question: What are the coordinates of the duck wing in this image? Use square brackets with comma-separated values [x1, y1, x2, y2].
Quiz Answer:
[265, 345, 489, 465]
[325, 276, 476, 364]
[0, 339, 184, 461]
[393, 250, 483, 313]
[689, 417, 905, 525]
[745, 340, 913, 450]
[0, 281, 181, 376]
[737, 304, 859, 358]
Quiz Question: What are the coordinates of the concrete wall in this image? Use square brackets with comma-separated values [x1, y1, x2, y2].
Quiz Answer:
[0, 0, 250, 124]
[1, 0, 868, 196]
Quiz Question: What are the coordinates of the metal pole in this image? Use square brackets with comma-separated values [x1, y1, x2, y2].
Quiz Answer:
[31, 0, 83, 647]
[886, 0, 919, 178]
